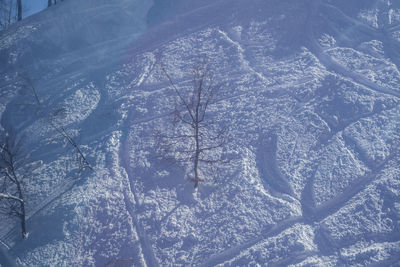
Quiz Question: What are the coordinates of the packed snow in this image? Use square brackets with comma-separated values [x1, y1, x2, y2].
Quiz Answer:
[0, 0, 399, 266]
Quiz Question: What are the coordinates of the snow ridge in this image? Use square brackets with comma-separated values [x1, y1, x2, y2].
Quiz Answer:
[0, 0, 399, 265]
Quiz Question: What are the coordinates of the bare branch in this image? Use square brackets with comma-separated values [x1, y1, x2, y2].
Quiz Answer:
[161, 66, 196, 122]
[51, 125, 93, 171]
[18, 73, 93, 172]
[0, 126, 28, 238]
[20, 73, 41, 106]
[0, 193, 23, 203]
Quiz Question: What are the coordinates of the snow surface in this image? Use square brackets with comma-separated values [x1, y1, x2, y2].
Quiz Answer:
[0, 0, 399, 266]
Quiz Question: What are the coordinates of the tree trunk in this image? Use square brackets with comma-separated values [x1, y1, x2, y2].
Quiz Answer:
[15, 175, 27, 238]
[20, 201, 27, 238]
[193, 87, 201, 188]
[7, 0, 13, 25]
[17, 0, 22, 21]
[194, 122, 200, 188]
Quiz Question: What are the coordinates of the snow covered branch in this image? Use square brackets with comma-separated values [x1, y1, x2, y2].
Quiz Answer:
[0, 193, 23, 203]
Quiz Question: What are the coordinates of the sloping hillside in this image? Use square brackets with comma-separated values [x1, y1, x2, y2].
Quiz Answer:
[0, 0, 399, 266]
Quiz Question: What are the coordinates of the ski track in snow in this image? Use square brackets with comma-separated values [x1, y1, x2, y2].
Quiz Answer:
[313, 45, 400, 99]
[1, 0, 400, 265]
[217, 29, 270, 83]
[111, 3, 399, 265]
[119, 38, 399, 267]
[119, 140, 160, 267]
[202, 156, 395, 266]
[197, 3, 400, 265]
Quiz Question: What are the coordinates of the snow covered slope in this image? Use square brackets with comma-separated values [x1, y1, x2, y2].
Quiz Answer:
[0, 0, 399, 266]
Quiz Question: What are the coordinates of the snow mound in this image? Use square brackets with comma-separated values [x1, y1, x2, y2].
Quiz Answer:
[0, 0, 399, 266]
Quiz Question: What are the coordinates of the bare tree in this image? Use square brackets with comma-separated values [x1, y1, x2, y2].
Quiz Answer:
[0, 0, 17, 30]
[0, 127, 28, 238]
[16, 0, 21, 21]
[0, 0, 28, 30]
[21, 74, 93, 172]
[157, 65, 227, 188]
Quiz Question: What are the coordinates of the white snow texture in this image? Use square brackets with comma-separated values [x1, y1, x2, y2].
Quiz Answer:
[0, 0, 399, 266]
